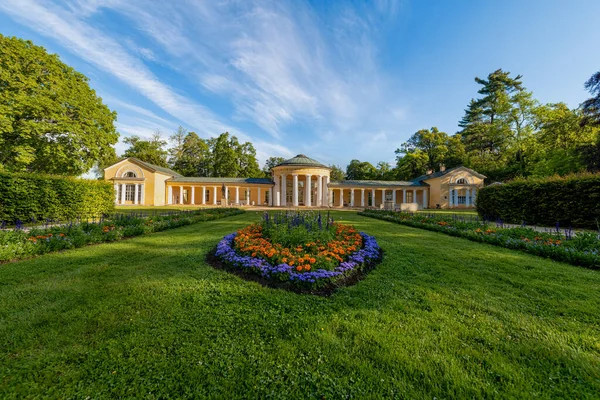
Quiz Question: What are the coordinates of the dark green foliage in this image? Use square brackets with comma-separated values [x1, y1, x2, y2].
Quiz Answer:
[360, 210, 600, 269]
[0, 208, 244, 262]
[262, 156, 286, 177]
[122, 132, 169, 167]
[0, 171, 114, 223]
[476, 174, 600, 229]
[0, 35, 118, 175]
[329, 164, 345, 180]
[582, 71, 600, 126]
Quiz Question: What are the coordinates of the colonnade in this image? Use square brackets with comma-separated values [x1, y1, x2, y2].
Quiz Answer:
[327, 187, 428, 209]
[448, 187, 478, 207]
[114, 183, 144, 205]
[167, 185, 271, 206]
[273, 174, 329, 207]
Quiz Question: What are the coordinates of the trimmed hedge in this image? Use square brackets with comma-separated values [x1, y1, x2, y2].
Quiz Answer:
[476, 174, 600, 229]
[0, 172, 114, 223]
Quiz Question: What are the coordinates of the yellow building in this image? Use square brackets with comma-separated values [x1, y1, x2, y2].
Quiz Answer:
[104, 154, 485, 209]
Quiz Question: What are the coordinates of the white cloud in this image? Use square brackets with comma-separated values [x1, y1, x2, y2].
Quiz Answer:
[1, 0, 408, 167]
[0, 0, 232, 136]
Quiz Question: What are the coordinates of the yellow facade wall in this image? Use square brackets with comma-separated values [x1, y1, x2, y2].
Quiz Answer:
[425, 168, 484, 209]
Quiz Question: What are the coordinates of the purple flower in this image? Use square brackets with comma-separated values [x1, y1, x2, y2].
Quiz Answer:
[215, 231, 381, 285]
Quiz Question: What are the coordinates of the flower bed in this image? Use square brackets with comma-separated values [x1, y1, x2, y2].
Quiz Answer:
[213, 211, 382, 292]
[0, 208, 244, 263]
[359, 210, 600, 270]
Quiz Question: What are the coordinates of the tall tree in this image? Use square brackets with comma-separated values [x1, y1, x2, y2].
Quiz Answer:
[375, 161, 395, 180]
[235, 140, 262, 178]
[346, 159, 377, 180]
[0, 34, 119, 175]
[394, 150, 429, 180]
[171, 131, 210, 176]
[582, 71, 600, 126]
[262, 157, 286, 177]
[329, 165, 345, 180]
[168, 126, 187, 168]
[122, 131, 168, 167]
[210, 132, 239, 177]
[397, 127, 449, 171]
[459, 69, 523, 157]
[529, 103, 598, 176]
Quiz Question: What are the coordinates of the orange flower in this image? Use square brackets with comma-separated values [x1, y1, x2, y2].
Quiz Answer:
[296, 266, 302, 271]
[305, 265, 311, 271]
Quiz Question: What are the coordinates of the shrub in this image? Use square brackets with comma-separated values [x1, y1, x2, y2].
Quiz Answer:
[476, 174, 600, 229]
[0, 208, 244, 262]
[359, 210, 600, 270]
[0, 171, 115, 223]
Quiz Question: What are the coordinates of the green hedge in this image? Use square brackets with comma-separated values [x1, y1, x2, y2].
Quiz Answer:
[476, 174, 600, 229]
[0, 172, 114, 223]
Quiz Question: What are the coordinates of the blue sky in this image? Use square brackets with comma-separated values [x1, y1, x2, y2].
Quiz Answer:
[1, 0, 599, 169]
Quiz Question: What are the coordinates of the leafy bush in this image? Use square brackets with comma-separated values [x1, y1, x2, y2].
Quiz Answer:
[0, 208, 244, 262]
[359, 210, 600, 270]
[476, 174, 600, 229]
[0, 171, 114, 223]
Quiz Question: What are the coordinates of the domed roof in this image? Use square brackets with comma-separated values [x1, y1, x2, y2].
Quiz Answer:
[275, 154, 329, 169]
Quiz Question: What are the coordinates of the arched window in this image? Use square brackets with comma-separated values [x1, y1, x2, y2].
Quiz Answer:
[123, 171, 137, 178]
[456, 178, 467, 184]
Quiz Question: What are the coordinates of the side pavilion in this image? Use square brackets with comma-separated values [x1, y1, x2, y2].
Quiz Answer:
[104, 154, 485, 209]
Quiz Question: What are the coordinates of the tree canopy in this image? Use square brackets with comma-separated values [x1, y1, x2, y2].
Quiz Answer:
[262, 157, 286, 177]
[0, 35, 119, 175]
[582, 71, 600, 127]
[122, 132, 169, 167]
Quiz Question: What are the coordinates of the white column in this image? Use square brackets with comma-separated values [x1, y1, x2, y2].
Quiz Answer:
[225, 186, 229, 204]
[140, 184, 145, 205]
[449, 189, 453, 207]
[179, 186, 184, 204]
[412, 189, 417, 204]
[403, 189, 406, 203]
[134, 184, 139, 205]
[392, 189, 396, 205]
[350, 189, 355, 207]
[120, 183, 126, 204]
[213, 186, 218, 205]
[339, 189, 344, 207]
[473, 188, 477, 205]
[257, 187, 261, 206]
[168, 186, 173, 205]
[466, 188, 471, 207]
[371, 189, 375, 206]
[305, 174, 312, 206]
[381, 189, 386, 206]
[274, 176, 281, 206]
[454, 188, 458, 206]
[292, 174, 299, 207]
[316, 175, 322, 207]
[235, 187, 240, 204]
[114, 183, 119, 204]
[361, 189, 365, 207]
[423, 189, 428, 209]
[281, 175, 287, 206]
[328, 189, 333, 206]
[202, 186, 206, 205]
[191, 186, 195, 205]
[323, 176, 330, 206]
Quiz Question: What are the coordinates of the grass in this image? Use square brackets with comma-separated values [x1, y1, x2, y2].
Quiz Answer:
[418, 208, 478, 216]
[1, 211, 599, 398]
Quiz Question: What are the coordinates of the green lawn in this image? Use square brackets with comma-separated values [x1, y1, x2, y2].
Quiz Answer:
[1, 212, 599, 398]
[418, 208, 478, 217]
